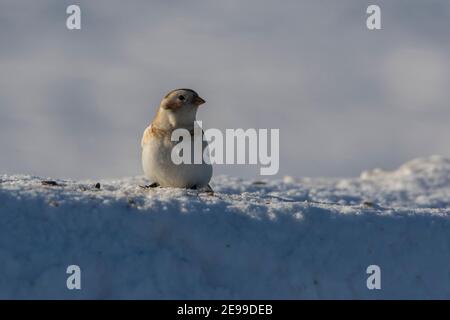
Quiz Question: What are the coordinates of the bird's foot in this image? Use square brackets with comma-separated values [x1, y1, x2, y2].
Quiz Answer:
[140, 182, 160, 189]
[205, 184, 214, 195]
[189, 184, 214, 195]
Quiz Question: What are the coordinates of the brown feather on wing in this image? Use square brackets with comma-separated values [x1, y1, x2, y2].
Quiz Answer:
[141, 124, 169, 147]
[141, 125, 152, 148]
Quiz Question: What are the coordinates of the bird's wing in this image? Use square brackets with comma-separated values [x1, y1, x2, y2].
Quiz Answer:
[141, 124, 168, 147]
[141, 124, 153, 148]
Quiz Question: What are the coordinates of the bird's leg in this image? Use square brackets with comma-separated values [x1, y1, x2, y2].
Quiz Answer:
[140, 182, 160, 189]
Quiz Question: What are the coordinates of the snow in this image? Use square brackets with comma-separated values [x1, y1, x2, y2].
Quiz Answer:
[1, 155, 450, 299]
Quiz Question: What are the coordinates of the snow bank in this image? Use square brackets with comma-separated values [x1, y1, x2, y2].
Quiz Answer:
[1, 156, 450, 299]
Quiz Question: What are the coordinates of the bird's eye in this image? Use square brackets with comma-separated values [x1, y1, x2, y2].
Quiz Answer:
[178, 95, 185, 101]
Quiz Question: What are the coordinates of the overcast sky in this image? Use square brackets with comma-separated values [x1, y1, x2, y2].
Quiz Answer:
[1, 0, 449, 179]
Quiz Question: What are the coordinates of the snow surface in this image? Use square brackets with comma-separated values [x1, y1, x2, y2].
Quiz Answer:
[1, 155, 450, 299]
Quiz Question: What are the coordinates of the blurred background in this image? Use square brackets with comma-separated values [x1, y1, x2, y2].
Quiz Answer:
[0, 0, 449, 179]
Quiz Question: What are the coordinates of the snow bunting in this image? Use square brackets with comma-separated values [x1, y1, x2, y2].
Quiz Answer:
[141, 89, 213, 190]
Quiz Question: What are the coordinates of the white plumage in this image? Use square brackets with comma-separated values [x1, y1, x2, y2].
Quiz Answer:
[141, 89, 212, 189]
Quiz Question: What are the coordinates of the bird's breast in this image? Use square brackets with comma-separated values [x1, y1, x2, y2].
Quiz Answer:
[141, 134, 212, 188]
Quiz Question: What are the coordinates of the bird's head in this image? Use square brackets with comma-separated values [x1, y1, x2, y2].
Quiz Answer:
[161, 88, 205, 110]
[155, 88, 206, 129]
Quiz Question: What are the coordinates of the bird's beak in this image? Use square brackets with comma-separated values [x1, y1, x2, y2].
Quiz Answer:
[194, 96, 206, 106]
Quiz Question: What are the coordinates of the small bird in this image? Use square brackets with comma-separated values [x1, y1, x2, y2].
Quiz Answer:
[141, 88, 213, 190]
